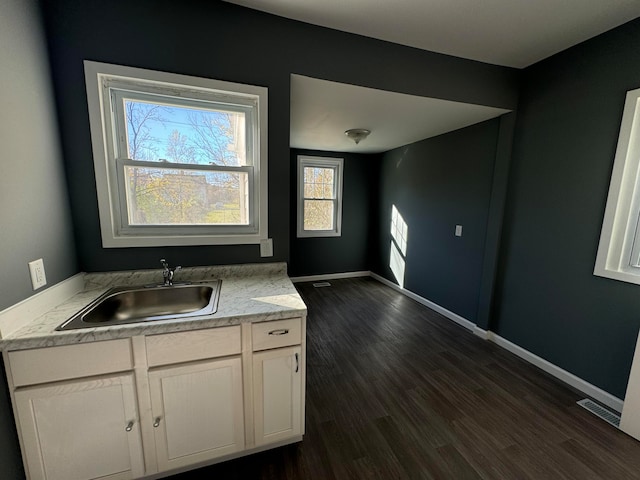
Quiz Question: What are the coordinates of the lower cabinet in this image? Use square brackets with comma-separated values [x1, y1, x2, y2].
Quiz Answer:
[253, 346, 303, 446]
[14, 373, 144, 480]
[6, 317, 305, 479]
[148, 356, 245, 472]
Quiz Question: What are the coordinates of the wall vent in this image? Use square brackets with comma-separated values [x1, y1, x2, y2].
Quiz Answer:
[313, 282, 331, 288]
[577, 399, 621, 428]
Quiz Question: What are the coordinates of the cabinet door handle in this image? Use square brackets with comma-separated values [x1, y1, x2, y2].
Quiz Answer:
[268, 329, 289, 336]
[125, 421, 134, 432]
[153, 417, 161, 428]
[295, 352, 299, 373]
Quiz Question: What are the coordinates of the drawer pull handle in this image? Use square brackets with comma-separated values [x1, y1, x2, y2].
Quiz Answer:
[153, 417, 161, 428]
[295, 352, 299, 373]
[125, 421, 134, 432]
[268, 329, 289, 336]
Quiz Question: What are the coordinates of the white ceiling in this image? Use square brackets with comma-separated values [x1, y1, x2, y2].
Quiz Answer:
[290, 75, 510, 154]
[230, 0, 638, 152]
[225, 0, 640, 68]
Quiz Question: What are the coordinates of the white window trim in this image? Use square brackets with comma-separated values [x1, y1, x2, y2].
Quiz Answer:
[84, 60, 268, 248]
[297, 156, 343, 238]
[594, 87, 640, 284]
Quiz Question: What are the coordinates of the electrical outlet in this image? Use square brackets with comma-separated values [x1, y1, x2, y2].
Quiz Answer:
[455, 225, 463, 237]
[260, 238, 273, 257]
[28, 258, 47, 290]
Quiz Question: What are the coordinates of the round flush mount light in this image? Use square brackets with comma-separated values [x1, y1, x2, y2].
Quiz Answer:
[345, 128, 371, 145]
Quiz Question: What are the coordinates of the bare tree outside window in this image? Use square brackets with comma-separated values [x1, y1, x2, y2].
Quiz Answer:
[122, 99, 248, 226]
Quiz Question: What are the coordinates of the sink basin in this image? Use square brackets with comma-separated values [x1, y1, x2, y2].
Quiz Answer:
[56, 281, 221, 331]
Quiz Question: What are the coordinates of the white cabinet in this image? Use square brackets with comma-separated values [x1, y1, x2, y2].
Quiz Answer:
[253, 346, 303, 446]
[5, 317, 305, 479]
[14, 373, 144, 480]
[148, 356, 245, 472]
[250, 316, 305, 447]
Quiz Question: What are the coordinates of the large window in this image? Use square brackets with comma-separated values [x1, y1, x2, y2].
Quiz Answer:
[84, 61, 268, 247]
[297, 156, 343, 238]
[595, 87, 640, 284]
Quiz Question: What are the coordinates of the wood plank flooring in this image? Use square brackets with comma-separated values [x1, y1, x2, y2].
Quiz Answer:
[173, 277, 640, 479]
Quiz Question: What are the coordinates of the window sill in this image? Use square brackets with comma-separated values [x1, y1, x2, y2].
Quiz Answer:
[593, 264, 640, 286]
[101, 233, 265, 248]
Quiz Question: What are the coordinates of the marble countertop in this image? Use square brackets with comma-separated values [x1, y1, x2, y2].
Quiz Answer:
[1, 263, 307, 351]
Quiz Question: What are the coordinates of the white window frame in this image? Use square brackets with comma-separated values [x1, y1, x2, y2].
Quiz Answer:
[594, 87, 640, 284]
[84, 60, 268, 248]
[297, 156, 343, 238]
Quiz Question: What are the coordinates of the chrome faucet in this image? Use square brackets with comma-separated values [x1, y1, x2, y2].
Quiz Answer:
[160, 259, 182, 286]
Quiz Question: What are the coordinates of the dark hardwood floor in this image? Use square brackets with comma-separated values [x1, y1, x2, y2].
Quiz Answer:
[173, 277, 640, 479]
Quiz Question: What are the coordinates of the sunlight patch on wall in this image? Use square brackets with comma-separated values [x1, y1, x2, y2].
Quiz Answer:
[390, 241, 406, 288]
[390, 205, 408, 287]
[391, 205, 407, 255]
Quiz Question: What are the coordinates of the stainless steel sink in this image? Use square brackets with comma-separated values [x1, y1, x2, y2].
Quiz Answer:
[56, 281, 222, 331]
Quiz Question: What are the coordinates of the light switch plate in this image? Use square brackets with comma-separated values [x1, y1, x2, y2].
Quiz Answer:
[455, 225, 463, 237]
[260, 238, 273, 257]
[28, 258, 47, 290]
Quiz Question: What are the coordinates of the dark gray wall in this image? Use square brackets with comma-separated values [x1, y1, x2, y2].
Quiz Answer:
[0, 0, 78, 312]
[493, 17, 640, 399]
[476, 113, 517, 330]
[289, 149, 379, 277]
[0, 0, 76, 476]
[39, 0, 519, 273]
[373, 118, 501, 323]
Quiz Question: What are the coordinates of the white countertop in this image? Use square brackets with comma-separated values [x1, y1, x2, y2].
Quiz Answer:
[1, 263, 307, 351]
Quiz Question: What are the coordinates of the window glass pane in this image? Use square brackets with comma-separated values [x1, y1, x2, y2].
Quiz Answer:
[123, 99, 246, 166]
[303, 167, 335, 199]
[303, 180, 321, 198]
[124, 166, 249, 226]
[303, 200, 334, 230]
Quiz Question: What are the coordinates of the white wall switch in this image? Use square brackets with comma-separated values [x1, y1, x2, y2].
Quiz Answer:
[260, 238, 273, 257]
[28, 258, 47, 290]
[455, 225, 463, 237]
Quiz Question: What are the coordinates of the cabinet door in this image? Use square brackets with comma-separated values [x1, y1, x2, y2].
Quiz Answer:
[148, 357, 244, 472]
[14, 373, 144, 480]
[253, 346, 302, 446]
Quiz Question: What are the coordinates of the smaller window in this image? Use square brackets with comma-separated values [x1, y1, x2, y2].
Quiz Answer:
[297, 156, 343, 238]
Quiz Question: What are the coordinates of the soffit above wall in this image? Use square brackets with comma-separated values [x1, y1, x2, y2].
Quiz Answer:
[290, 75, 510, 154]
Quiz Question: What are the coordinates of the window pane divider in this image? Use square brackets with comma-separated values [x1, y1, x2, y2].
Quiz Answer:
[117, 158, 252, 174]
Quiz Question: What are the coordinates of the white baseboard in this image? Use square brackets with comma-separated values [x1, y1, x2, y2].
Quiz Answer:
[289, 271, 370, 283]
[369, 273, 624, 413]
[473, 326, 492, 340]
[489, 331, 624, 413]
[370, 272, 476, 331]
[0, 273, 85, 339]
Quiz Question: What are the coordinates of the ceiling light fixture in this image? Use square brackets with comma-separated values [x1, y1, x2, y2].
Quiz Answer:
[345, 128, 371, 145]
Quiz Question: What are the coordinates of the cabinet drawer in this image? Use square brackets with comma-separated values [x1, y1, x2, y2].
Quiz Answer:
[252, 318, 302, 351]
[8, 339, 133, 387]
[146, 326, 241, 367]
